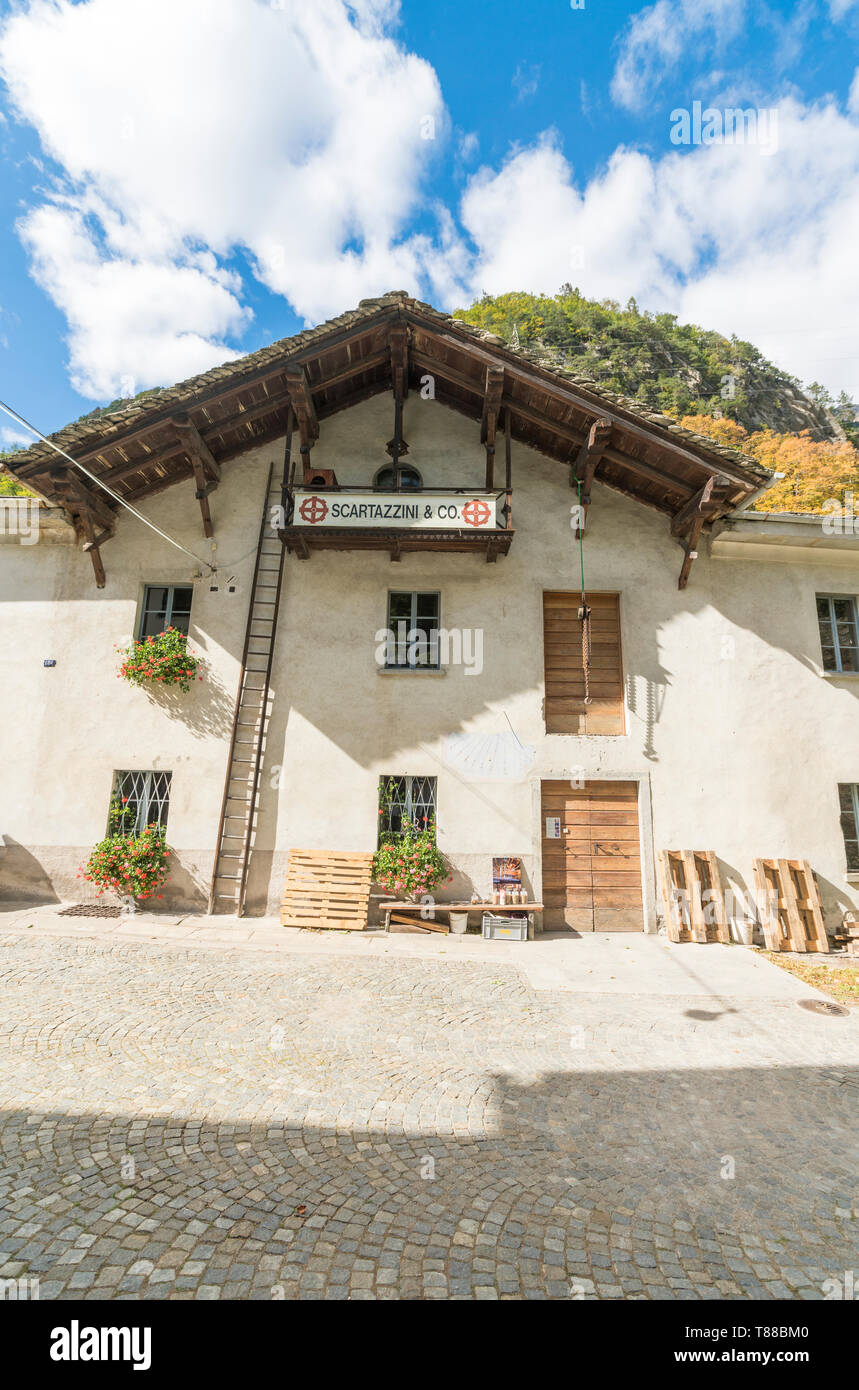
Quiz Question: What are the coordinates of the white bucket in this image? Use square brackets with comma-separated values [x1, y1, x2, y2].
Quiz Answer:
[448, 911, 470, 935]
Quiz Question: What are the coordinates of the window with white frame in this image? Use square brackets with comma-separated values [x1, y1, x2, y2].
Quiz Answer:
[838, 783, 859, 872]
[378, 775, 437, 842]
[816, 594, 859, 673]
[139, 585, 193, 639]
[385, 591, 440, 669]
[112, 771, 172, 835]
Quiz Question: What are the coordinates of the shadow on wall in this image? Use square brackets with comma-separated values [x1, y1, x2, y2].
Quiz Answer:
[159, 853, 208, 912]
[0, 838, 61, 904]
[713, 853, 852, 944]
[136, 668, 235, 741]
[625, 667, 671, 762]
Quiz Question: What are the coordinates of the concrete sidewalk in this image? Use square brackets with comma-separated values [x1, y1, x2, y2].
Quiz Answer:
[0, 898, 839, 1002]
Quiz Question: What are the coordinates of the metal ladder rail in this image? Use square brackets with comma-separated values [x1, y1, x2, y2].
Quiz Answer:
[207, 462, 275, 913]
[235, 507, 287, 915]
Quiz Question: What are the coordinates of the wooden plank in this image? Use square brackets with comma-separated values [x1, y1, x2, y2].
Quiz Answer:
[680, 850, 708, 942]
[658, 850, 687, 942]
[795, 860, 828, 953]
[543, 591, 624, 736]
[695, 850, 731, 944]
[776, 857, 808, 953]
[281, 848, 373, 931]
[753, 859, 787, 950]
[658, 849, 731, 944]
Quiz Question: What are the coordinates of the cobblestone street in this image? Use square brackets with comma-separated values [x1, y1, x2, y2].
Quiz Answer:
[0, 925, 856, 1300]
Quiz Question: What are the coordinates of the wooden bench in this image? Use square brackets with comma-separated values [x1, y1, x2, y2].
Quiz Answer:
[379, 900, 544, 934]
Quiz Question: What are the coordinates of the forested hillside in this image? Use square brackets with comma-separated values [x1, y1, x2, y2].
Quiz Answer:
[456, 289, 859, 513]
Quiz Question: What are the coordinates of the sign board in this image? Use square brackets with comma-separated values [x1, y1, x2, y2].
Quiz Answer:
[545, 816, 562, 840]
[493, 857, 522, 890]
[292, 490, 499, 530]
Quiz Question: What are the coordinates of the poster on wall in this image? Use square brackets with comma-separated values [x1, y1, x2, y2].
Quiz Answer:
[493, 857, 522, 891]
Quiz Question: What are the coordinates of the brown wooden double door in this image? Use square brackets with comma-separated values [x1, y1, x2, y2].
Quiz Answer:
[541, 780, 644, 932]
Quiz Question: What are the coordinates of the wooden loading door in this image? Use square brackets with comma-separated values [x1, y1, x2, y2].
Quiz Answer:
[541, 780, 644, 932]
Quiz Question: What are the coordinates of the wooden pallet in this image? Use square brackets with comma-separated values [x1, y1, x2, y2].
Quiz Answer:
[280, 850, 374, 931]
[657, 850, 731, 944]
[752, 859, 829, 953]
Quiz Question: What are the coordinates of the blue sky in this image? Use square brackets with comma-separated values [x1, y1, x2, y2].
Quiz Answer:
[1, 0, 858, 442]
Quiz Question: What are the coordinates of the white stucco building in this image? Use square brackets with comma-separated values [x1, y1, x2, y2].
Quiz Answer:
[2, 293, 858, 938]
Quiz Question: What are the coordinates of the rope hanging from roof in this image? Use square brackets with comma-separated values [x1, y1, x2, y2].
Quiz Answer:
[576, 478, 592, 706]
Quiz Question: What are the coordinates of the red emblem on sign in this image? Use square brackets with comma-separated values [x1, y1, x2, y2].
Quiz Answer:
[462, 497, 492, 528]
[299, 495, 328, 525]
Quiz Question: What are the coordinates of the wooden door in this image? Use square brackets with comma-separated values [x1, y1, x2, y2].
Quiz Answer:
[541, 780, 643, 932]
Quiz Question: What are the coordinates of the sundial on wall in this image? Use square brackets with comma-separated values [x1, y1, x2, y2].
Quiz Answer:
[444, 732, 536, 781]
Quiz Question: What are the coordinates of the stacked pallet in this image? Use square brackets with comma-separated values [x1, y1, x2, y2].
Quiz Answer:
[657, 849, 731, 944]
[753, 859, 829, 953]
[280, 849, 374, 931]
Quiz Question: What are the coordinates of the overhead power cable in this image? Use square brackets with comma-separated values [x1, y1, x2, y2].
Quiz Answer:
[0, 399, 217, 574]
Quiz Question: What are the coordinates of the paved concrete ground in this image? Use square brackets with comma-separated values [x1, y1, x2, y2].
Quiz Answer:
[0, 903, 856, 1300]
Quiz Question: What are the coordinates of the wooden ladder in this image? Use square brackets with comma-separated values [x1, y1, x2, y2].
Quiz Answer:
[208, 462, 285, 915]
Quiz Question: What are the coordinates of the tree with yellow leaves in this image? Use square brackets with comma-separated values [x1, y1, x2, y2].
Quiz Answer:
[680, 415, 859, 513]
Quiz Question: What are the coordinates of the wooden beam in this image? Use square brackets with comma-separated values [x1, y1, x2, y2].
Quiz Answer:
[50, 468, 117, 534]
[188, 454, 214, 538]
[388, 324, 410, 401]
[173, 413, 221, 482]
[14, 364, 292, 479]
[176, 419, 214, 534]
[27, 391, 290, 495]
[672, 474, 734, 589]
[481, 367, 504, 489]
[285, 364, 319, 482]
[422, 323, 761, 492]
[670, 474, 732, 537]
[173, 412, 220, 538]
[480, 366, 504, 443]
[82, 529, 114, 552]
[571, 417, 612, 535]
[75, 504, 106, 588]
[409, 349, 699, 500]
[284, 365, 319, 441]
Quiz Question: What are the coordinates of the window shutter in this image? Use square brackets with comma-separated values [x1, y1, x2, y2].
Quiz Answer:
[543, 591, 624, 735]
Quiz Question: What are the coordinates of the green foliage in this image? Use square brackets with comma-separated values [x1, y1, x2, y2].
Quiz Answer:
[0, 447, 33, 496]
[0, 473, 31, 496]
[373, 822, 450, 897]
[453, 288, 823, 436]
[80, 799, 171, 901]
[116, 626, 202, 693]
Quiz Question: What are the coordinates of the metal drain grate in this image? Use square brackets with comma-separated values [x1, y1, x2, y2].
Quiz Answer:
[58, 903, 124, 919]
[797, 997, 850, 1017]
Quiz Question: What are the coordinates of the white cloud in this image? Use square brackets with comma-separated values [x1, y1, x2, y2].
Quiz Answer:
[512, 62, 541, 103]
[0, 0, 443, 397]
[18, 204, 248, 399]
[1, 426, 33, 448]
[1, 0, 857, 409]
[611, 0, 748, 112]
[452, 96, 859, 396]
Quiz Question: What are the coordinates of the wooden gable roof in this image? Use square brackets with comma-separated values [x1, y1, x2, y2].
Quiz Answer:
[5, 290, 772, 586]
